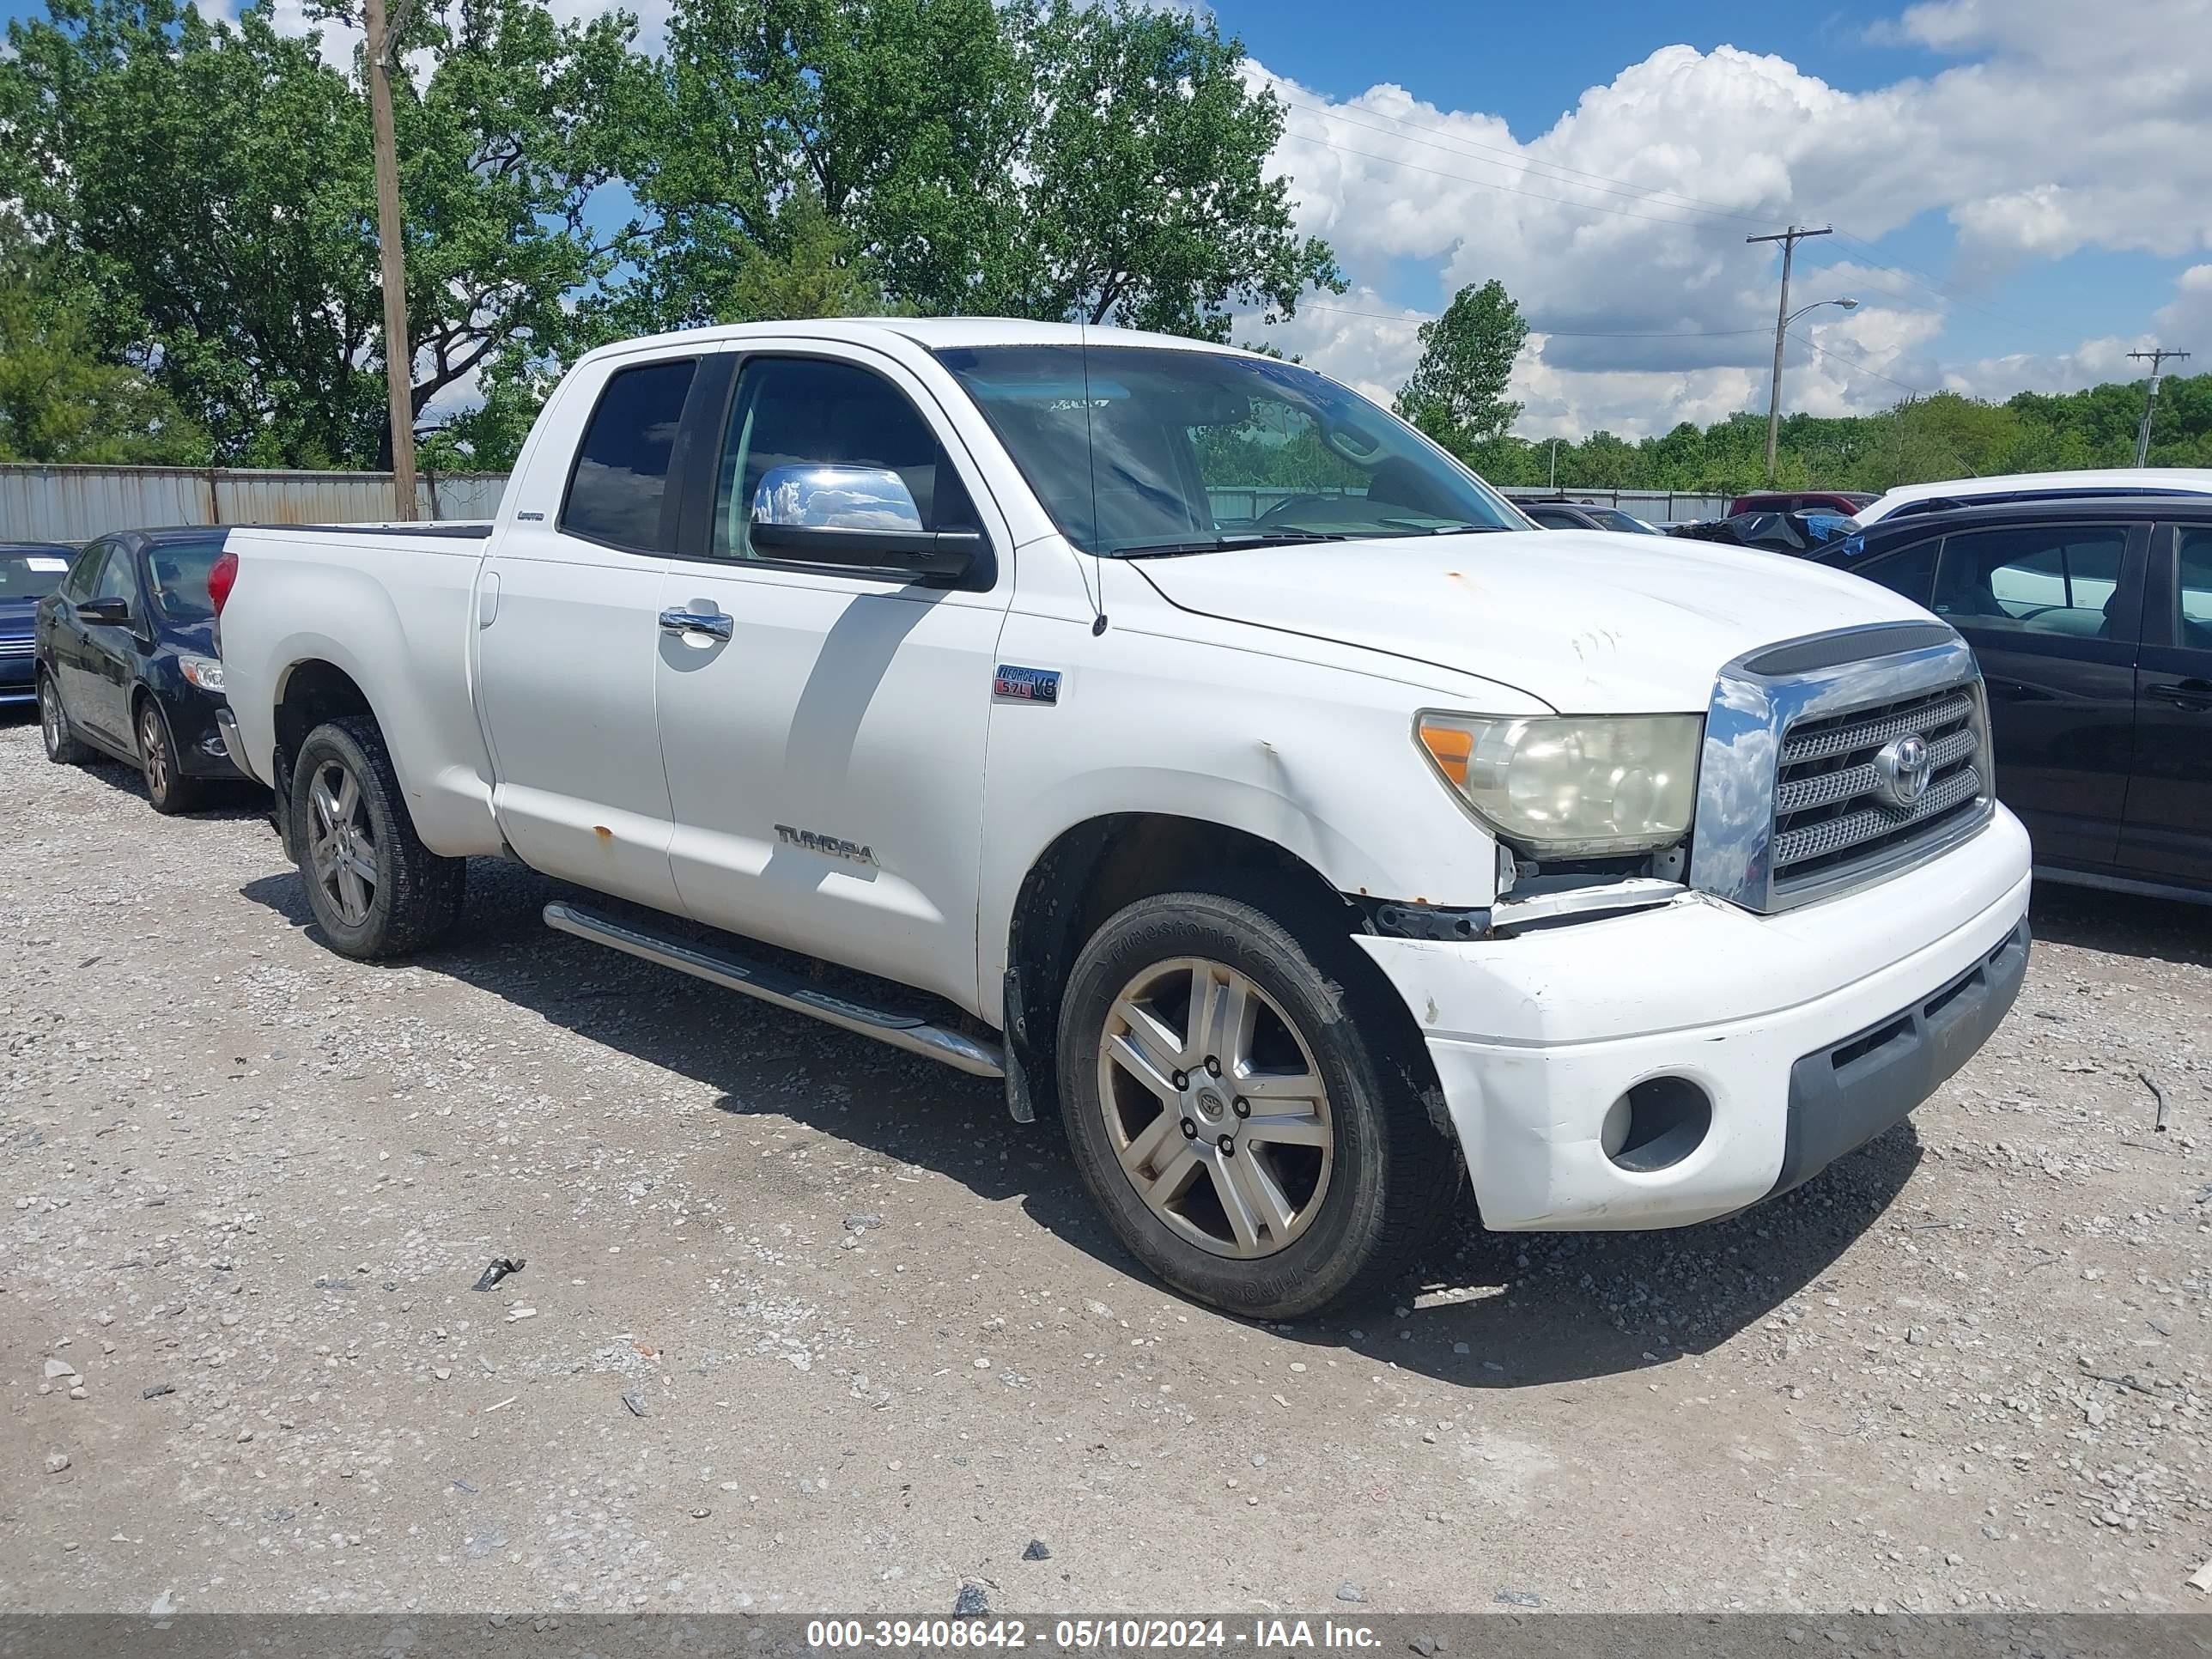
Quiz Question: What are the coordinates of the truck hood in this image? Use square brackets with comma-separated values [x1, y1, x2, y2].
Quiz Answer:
[1130, 528, 1932, 713]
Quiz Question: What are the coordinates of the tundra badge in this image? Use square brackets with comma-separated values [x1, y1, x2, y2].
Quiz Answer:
[775, 824, 877, 866]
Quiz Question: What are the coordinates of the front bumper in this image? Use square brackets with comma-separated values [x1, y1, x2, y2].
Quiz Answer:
[0, 643, 33, 702]
[1353, 805, 2033, 1230]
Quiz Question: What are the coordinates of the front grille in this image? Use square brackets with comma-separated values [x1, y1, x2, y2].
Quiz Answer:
[0, 639, 33, 659]
[1769, 683, 1985, 896]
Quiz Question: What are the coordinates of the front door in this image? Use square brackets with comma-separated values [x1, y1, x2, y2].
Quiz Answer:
[2121, 524, 2212, 887]
[476, 351, 708, 913]
[1928, 520, 2146, 871]
[653, 347, 1012, 1012]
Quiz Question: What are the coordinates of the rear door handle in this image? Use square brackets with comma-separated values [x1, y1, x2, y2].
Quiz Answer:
[659, 607, 732, 641]
[2144, 679, 2212, 711]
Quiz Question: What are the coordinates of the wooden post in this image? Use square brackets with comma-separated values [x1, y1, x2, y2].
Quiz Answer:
[364, 0, 418, 521]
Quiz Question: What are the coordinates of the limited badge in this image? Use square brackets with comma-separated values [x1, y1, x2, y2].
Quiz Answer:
[993, 665, 1060, 705]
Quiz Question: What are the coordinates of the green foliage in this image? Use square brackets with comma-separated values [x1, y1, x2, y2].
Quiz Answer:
[0, 227, 206, 464]
[1395, 279, 1527, 453]
[0, 0, 642, 467]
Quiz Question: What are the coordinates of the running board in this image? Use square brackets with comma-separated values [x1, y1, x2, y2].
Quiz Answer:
[543, 902, 1006, 1079]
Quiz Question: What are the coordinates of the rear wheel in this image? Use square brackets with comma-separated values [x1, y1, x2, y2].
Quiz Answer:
[137, 697, 205, 815]
[38, 673, 87, 765]
[289, 715, 465, 958]
[1057, 885, 1457, 1320]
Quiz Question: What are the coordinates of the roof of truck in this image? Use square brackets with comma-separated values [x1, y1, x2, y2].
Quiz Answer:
[579, 315, 1256, 364]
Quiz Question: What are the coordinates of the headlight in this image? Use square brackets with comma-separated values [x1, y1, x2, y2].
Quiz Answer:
[1417, 712, 1701, 856]
[179, 653, 225, 692]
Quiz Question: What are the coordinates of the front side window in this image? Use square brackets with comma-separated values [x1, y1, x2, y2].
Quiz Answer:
[93, 544, 139, 607]
[711, 356, 978, 562]
[63, 543, 110, 602]
[560, 357, 699, 552]
[934, 344, 1523, 555]
[2178, 527, 2212, 647]
[1932, 525, 2129, 641]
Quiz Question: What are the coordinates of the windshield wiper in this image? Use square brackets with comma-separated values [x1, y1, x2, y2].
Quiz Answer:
[1117, 530, 1351, 557]
[1375, 519, 1511, 535]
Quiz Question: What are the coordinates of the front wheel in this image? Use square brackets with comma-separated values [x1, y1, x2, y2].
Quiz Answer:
[137, 697, 206, 815]
[1056, 887, 1458, 1320]
[289, 715, 465, 959]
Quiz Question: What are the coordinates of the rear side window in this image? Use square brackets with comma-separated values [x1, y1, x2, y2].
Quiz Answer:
[1932, 525, 2130, 641]
[560, 358, 699, 552]
[1852, 537, 1939, 607]
[2178, 528, 2212, 648]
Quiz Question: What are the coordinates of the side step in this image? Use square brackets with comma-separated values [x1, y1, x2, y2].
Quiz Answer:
[543, 902, 1006, 1079]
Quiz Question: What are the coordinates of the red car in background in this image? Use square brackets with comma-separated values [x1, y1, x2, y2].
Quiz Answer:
[1727, 489, 1877, 517]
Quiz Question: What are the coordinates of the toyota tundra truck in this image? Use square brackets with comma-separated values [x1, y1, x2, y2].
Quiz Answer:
[205, 318, 2033, 1319]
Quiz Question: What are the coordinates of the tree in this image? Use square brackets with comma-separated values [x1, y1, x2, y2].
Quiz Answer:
[1395, 279, 1527, 456]
[0, 0, 644, 467]
[623, 0, 1340, 337]
[0, 227, 205, 464]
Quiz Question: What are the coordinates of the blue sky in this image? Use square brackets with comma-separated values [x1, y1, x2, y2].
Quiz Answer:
[10, 0, 2209, 438]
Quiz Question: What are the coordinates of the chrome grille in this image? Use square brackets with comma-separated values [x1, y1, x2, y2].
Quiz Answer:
[0, 639, 33, 659]
[1688, 623, 1995, 915]
[1769, 681, 1987, 897]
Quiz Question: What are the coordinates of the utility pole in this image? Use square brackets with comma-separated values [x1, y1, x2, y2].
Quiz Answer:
[364, 0, 418, 520]
[1748, 225, 1832, 485]
[2128, 347, 2191, 466]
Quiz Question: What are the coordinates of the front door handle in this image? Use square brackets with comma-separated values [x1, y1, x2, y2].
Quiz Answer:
[2145, 679, 2212, 711]
[659, 607, 732, 641]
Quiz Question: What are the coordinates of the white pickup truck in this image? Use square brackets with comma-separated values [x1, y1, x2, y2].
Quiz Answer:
[213, 318, 2033, 1319]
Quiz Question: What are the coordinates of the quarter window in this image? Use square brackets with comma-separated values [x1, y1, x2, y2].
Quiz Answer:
[560, 357, 699, 553]
[1931, 526, 2130, 641]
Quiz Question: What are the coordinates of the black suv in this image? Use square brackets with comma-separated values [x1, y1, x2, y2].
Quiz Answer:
[1812, 495, 2212, 901]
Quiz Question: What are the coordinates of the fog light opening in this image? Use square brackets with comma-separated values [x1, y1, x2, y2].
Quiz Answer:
[1603, 1076, 1712, 1173]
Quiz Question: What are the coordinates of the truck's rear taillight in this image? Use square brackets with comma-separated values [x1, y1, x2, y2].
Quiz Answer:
[208, 550, 239, 615]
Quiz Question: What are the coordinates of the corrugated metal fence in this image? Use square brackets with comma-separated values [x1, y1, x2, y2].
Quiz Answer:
[2, 464, 1733, 545]
[0, 465, 506, 544]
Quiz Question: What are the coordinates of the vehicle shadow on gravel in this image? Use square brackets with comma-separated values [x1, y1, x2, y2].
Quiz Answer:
[239, 856, 1917, 1391]
[2028, 883, 2212, 969]
[43, 736, 271, 822]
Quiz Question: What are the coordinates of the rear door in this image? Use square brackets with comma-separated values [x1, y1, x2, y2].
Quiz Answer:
[45, 541, 111, 727]
[2120, 524, 2212, 887]
[78, 544, 147, 746]
[475, 348, 727, 912]
[651, 343, 1014, 1012]
[1927, 520, 2147, 870]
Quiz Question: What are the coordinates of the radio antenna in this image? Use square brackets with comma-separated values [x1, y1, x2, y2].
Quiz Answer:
[1079, 316, 1109, 636]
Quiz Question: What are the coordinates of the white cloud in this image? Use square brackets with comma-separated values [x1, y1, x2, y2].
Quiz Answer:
[1249, 0, 2212, 438]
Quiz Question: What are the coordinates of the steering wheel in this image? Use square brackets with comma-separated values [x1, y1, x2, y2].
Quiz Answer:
[1258, 493, 1349, 524]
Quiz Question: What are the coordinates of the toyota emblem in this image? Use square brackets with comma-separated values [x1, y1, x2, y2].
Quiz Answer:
[1872, 732, 1933, 810]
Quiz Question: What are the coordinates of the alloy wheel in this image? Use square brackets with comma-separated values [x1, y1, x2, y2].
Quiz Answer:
[1096, 956, 1335, 1260]
[307, 758, 378, 927]
[139, 705, 170, 802]
[40, 679, 63, 755]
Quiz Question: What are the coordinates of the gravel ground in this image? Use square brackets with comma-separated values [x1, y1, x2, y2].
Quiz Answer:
[3, 712, 2208, 1617]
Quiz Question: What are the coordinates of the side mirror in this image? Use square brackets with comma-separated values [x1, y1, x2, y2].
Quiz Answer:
[749, 465, 984, 583]
[77, 596, 131, 627]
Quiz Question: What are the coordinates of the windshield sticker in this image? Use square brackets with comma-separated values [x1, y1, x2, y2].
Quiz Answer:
[25, 557, 68, 571]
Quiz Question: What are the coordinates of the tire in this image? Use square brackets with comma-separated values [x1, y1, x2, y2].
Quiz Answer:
[38, 672, 88, 765]
[1056, 883, 1458, 1321]
[137, 696, 206, 815]
[289, 714, 465, 959]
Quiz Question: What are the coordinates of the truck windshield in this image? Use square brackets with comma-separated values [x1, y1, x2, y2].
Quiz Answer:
[933, 344, 1528, 555]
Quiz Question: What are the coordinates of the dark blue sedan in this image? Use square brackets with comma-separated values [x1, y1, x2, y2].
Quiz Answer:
[2, 543, 78, 707]
[33, 527, 250, 813]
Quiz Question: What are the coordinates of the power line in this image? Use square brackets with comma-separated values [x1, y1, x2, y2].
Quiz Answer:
[2128, 346, 2191, 464]
[1786, 331, 1937, 398]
